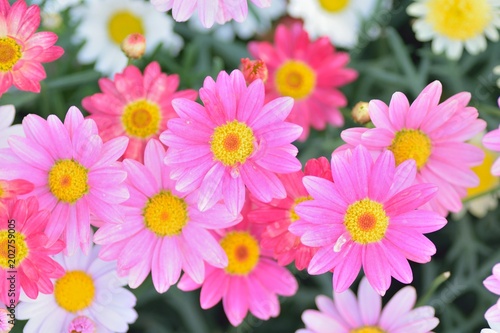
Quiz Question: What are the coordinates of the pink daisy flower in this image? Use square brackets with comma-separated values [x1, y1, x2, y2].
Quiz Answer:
[178, 199, 298, 327]
[248, 156, 331, 270]
[290, 145, 447, 295]
[298, 276, 439, 333]
[94, 139, 240, 293]
[0, 0, 64, 96]
[0, 197, 65, 305]
[483, 263, 500, 332]
[0, 106, 129, 255]
[338, 81, 486, 216]
[82, 61, 197, 163]
[150, 0, 271, 28]
[482, 97, 500, 176]
[160, 69, 302, 216]
[248, 22, 358, 141]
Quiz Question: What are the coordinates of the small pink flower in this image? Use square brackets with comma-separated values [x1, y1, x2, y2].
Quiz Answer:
[0, 0, 64, 96]
[83, 61, 197, 163]
[160, 69, 302, 216]
[248, 157, 331, 270]
[484, 263, 500, 332]
[298, 276, 439, 333]
[0, 197, 65, 304]
[483, 98, 500, 176]
[249, 23, 358, 141]
[290, 145, 447, 295]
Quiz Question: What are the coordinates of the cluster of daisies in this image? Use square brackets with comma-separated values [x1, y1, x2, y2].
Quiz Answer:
[1, 0, 500, 332]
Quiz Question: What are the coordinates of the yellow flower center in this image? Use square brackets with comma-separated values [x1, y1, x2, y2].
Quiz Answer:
[48, 159, 89, 204]
[220, 231, 260, 275]
[54, 271, 95, 313]
[344, 198, 389, 244]
[143, 191, 189, 237]
[0, 183, 4, 197]
[121, 99, 162, 139]
[0, 37, 22, 72]
[210, 120, 255, 167]
[0, 230, 29, 269]
[467, 148, 499, 198]
[107, 11, 145, 45]
[290, 196, 312, 222]
[318, 0, 350, 12]
[275, 60, 316, 100]
[351, 326, 386, 333]
[388, 129, 432, 170]
[426, 0, 492, 40]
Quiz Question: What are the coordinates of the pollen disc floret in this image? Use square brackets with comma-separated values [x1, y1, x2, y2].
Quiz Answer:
[388, 129, 432, 170]
[121, 99, 162, 139]
[351, 327, 386, 333]
[220, 231, 260, 275]
[274, 60, 316, 100]
[48, 159, 89, 203]
[0, 230, 28, 269]
[143, 190, 188, 237]
[319, 0, 350, 12]
[108, 10, 145, 44]
[0, 37, 22, 72]
[344, 199, 389, 244]
[54, 270, 95, 313]
[290, 196, 312, 222]
[210, 120, 255, 166]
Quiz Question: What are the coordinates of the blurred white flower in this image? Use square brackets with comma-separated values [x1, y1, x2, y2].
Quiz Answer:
[0, 105, 24, 149]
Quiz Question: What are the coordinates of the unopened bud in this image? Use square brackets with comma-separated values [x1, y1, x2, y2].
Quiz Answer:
[68, 316, 96, 333]
[351, 102, 371, 125]
[0, 308, 14, 332]
[240, 58, 268, 85]
[121, 33, 146, 60]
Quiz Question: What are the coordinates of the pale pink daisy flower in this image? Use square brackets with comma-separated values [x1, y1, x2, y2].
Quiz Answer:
[0, 303, 13, 333]
[16, 244, 137, 333]
[482, 97, 500, 176]
[0, 0, 64, 97]
[298, 276, 439, 333]
[82, 61, 197, 163]
[290, 145, 447, 295]
[248, 22, 358, 141]
[248, 156, 331, 270]
[0, 106, 129, 255]
[0, 197, 64, 305]
[94, 139, 240, 292]
[0, 105, 24, 148]
[338, 80, 486, 216]
[178, 199, 298, 326]
[160, 69, 302, 216]
[483, 263, 500, 332]
[150, 0, 271, 28]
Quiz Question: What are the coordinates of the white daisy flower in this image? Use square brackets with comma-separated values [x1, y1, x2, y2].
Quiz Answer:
[407, 0, 500, 60]
[16, 244, 138, 333]
[71, 0, 183, 76]
[287, 0, 380, 49]
[0, 105, 24, 149]
[188, 0, 286, 41]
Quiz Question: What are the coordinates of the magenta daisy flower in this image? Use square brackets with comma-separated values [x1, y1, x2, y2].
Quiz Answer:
[82, 61, 197, 163]
[248, 156, 332, 270]
[484, 264, 500, 332]
[0, 106, 129, 255]
[298, 276, 439, 333]
[248, 22, 358, 141]
[94, 139, 240, 292]
[0, 0, 64, 96]
[290, 145, 447, 295]
[483, 98, 500, 176]
[338, 81, 486, 216]
[0, 197, 64, 305]
[150, 0, 271, 28]
[160, 69, 302, 216]
[178, 199, 298, 327]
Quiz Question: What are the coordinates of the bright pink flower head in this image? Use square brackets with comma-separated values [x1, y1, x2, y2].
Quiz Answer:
[94, 139, 240, 293]
[290, 145, 447, 295]
[160, 69, 302, 216]
[0, 106, 130, 255]
[0, 197, 65, 305]
[484, 264, 500, 331]
[0, 0, 64, 96]
[338, 80, 486, 216]
[482, 98, 500, 176]
[248, 22, 358, 141]
[82, 62, 197, 163]
[298, 276, 439, 333]
[150, 0, 271, 28]
[178, 198, 298, 327]
[248, 156, 331, 270]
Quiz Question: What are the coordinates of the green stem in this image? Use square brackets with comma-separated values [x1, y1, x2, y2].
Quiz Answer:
[416, 271, 451, 307]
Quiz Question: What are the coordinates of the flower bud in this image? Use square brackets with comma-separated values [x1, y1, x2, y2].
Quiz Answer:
[351, 102, 371, 125]
[121, 33, 146, 60]
[240, 58, 268, 85]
